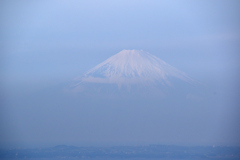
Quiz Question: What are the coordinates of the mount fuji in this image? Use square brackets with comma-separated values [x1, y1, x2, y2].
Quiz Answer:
[71, 50, 195, 96]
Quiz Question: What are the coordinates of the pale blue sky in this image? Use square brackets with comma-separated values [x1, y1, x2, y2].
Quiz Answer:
[1, 0, 239, 87]
[1, 0, 240, 148]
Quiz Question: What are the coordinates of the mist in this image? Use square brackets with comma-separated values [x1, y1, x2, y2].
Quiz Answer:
[1, 0, 240, 149]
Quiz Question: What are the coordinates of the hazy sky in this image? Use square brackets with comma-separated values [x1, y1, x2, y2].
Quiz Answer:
[1, 0, 240, 148]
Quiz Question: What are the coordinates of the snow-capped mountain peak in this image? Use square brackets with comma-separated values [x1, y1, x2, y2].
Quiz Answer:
[74, 50, 192, 88]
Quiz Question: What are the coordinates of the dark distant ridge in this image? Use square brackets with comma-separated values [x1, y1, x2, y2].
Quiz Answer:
[1, 145, 240, 159]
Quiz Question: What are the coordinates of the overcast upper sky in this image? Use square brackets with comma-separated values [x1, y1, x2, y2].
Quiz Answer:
[1, 0, 240, 148]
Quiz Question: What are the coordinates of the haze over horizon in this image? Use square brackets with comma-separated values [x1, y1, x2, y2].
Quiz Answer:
[1, 0, 240, 149]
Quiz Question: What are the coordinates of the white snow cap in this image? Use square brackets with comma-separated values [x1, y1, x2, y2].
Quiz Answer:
[75, 49, 192, 86]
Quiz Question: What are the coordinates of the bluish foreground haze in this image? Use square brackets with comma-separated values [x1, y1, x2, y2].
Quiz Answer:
[1, 0, 240, 150]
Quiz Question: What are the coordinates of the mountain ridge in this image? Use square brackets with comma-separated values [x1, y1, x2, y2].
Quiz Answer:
[73, 50, 193, 90]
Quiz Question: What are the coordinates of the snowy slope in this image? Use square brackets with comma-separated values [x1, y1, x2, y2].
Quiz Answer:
[74, 50, 192, 88]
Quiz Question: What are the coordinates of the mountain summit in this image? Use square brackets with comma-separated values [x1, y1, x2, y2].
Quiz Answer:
[73, 50, 192, 90]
